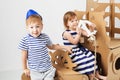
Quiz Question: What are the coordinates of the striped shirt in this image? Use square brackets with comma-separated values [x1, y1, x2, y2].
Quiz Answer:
[18, 33, 53, 72]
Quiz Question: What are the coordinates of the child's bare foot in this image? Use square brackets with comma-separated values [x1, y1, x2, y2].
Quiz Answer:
[95, 71, 107, 80]
[96, 74, 107, 80]
[96, 76, 107, 80]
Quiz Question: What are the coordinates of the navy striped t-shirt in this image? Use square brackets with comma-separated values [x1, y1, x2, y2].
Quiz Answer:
[18, 33, 53, 72]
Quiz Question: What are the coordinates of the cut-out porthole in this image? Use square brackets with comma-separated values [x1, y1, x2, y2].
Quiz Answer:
[115, 57, 120, 70]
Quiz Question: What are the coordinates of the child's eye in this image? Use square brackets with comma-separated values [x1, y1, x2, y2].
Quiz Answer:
[76, 20, 78, 22]
[36, 26, 40, 28]
[30, 26, 33, 28]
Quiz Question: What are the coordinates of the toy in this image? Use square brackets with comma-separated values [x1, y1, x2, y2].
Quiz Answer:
[78, 20, 97, 42]
[78, 20, 97, 37]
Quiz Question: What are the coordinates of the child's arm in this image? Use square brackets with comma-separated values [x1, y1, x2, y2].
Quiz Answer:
[21, 50, 30, 76]
[81, 29, 89, 37]
[47, 44, 72, 53]
[63, 28, 81, 45]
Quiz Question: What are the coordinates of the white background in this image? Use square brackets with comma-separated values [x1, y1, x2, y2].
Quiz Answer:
[0, 0, 120, 74]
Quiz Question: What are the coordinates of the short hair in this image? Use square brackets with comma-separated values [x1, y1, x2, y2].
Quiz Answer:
[26, 15, 42, 26]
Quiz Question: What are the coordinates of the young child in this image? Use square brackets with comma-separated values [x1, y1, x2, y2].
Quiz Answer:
[62, 11, 107, 80]
[18, 9, 71, 80]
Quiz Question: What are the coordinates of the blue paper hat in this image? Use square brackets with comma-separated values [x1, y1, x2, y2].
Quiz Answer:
[26, 9, 41, 20]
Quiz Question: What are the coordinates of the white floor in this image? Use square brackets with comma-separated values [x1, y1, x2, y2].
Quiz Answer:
[0, 69, 22, 80]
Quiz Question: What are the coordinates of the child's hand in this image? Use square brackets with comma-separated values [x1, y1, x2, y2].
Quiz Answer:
[24, 69, 30, 76]
[65, 46, 72, 53]
[88, 22, 96, 28]
[76, 26, 81, 35]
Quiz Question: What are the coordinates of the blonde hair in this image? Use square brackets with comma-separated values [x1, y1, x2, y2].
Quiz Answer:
[63, 11, 77, 29]
[26, 15, 42, 26]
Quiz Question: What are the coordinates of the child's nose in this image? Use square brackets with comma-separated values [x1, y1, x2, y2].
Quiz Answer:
[33, 27, 37, 31]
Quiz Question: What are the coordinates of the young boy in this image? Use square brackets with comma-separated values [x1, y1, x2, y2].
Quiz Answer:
[18, 9, 71, 80]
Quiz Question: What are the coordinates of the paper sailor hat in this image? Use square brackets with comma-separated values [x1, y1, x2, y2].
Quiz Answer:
[26, 9, 42, 20]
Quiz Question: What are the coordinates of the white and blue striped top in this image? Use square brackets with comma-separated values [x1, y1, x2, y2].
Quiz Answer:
[62, 30, 98, 74]
[18, 33, 53, 72]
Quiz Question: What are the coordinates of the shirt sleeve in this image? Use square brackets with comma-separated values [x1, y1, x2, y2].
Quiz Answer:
[44, 33, 53, 46]
[18, 36, 29, 50]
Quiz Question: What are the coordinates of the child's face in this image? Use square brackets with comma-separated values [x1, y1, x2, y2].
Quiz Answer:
[27, 22, 43, 38]
[67, 16, 78, 30]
